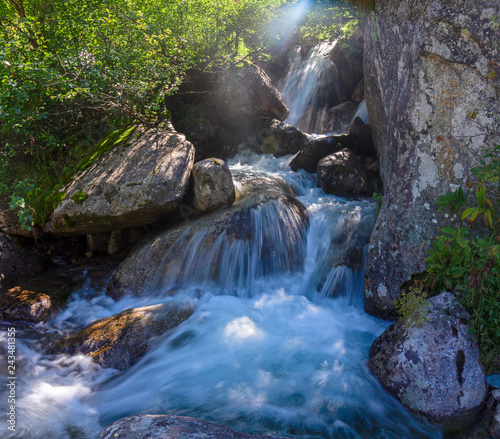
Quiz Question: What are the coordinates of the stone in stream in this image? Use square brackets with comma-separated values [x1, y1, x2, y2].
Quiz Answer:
[289, 133, 360, 174]
[368, 292, 487, 428]
[317, 148, 373, 198]
[45, 126, 195, 235]
[191, 158, 236, 212]
[106, 176, 309, 300]
[363, 0, 500, 319]
[97, 415, 292, 439]
[48, 303, 194, 370]
[250, 119, 309, 157]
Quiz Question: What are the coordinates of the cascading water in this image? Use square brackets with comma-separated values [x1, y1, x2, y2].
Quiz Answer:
[0, 44, 443, 439]
[279, 42, 341, 133]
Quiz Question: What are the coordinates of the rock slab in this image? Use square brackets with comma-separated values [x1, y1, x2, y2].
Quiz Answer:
[368, 292, 487, 427]
[45, 127, 195, 235]
[50, 303, 193, 370]
[97, 415, 291, 439]
[363, 0, 500, 318]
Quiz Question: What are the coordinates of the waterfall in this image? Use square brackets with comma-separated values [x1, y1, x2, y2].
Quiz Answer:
[353, 99, 369, 124]
[279, 42, 341, 133]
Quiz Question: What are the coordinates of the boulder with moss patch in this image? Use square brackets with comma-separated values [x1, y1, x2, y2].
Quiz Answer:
[49, 302, 194, 370]
[44, 127, 195, 235]
[368, 292, 487, 428]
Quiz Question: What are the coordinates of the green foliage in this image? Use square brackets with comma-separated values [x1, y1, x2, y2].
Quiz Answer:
[395, 286, 430, 330]
[424, 144, 500, 372]
[71, 191, 88, 205]
[295, 0, 361, 44]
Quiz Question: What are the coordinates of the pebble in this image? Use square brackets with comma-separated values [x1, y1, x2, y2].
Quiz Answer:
[493, 389, 500, 402]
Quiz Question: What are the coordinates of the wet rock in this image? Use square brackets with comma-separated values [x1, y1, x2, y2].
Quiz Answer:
[191, 158, 236, 212]
[317, 149, 372, 198]
[255, 119, 309, 157]
[98, 414, 291, 439]
[289, 134, 360, 173]
[45, 126, 195, 235]
[368, 292, 487, 428]
[49, 303, 194, 370]
[320, 101, 358, 134]
[363, 0, 500, 317]
[0, 275, 73, 323]
[107, 177, 309, 299]
[351, 78, 364, 104]
[491, 404, 500, 439]
[211, 64, 289, 125]
[493, 390, 500, 401]
[346, 116, 375, 158]
[0, 287, 52, 323]
[0, 232, 48, 290]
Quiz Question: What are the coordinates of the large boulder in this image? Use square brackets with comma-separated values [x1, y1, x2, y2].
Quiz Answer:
[317, 149, 372, 197]
[368, 293, 487, 428]
[251, 119, 309, 157]
[107, 176, 309, 300]
[363, 0, 500, 318]
[0, 232, 47, 290]
[210, 64, 289, 126]
[191, 158, 236, 212]
[45, 127, 195, 235]
[48, 303, 194, 370]
[329, 27, 364, 103]
[98, 415, 291, 439]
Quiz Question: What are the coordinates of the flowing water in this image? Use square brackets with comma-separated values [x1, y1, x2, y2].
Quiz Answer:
[0, 43, 443, 439]
[279, 42, 341, 133]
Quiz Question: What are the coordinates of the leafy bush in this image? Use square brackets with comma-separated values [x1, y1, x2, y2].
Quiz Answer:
[424, 145, 500, 372]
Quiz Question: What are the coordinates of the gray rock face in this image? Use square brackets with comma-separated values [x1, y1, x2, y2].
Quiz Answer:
[368, 293, 487, 427]
[107, 177, 309, 300]
[0, 232, 47, 290]
[211, 64, 289, 124]
[317, 149, 372, 197]
[45, 127, 195, 235]
[49, 303, 193, 370]
[98, 415, 291, 439]
[191, 158, 236, 212]
[363, 0, 500, 318]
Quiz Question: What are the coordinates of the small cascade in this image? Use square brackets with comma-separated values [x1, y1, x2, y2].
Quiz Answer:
[150, 176, 309, 296]
[279, 42, 341, 133]
[352, 99, 369, 124]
